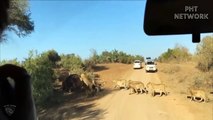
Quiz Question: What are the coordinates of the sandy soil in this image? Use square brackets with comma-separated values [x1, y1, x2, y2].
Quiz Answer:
[93, 63, 212, 120]
[39, 63, 213, 120]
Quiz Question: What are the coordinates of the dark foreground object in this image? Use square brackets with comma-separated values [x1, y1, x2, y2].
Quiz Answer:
[0, 64, 37, 120]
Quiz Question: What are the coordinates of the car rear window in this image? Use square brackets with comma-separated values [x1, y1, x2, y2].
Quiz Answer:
[147, 62, 154, 65]
[134, 61, 141, 63]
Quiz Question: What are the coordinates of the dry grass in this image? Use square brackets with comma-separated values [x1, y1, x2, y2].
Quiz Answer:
[158, 62, 213, 96]
[160, 64, 181, 74]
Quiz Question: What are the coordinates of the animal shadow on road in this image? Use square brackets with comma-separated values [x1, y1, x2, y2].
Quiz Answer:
[38, 89, 114, 120]
[93, 65, 109, 72]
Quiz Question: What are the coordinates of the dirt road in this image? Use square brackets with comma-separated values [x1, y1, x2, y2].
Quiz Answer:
[92, 66, 212, 120]
[39, 63, 212, 120]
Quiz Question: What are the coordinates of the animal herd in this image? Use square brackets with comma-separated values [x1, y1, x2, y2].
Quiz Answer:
[113, 79, 210, 103]
[61, 73, 103, 97]
[61, 73, 210, 103]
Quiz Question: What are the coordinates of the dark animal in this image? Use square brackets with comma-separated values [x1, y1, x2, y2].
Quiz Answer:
[0, 64, 37, 120]
[55, 68, 70, 82]
[62, 74, 86, 93]
[62, 73, 101, 97]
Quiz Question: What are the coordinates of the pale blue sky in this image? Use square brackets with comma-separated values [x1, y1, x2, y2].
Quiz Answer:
[0, 1, 210, 61]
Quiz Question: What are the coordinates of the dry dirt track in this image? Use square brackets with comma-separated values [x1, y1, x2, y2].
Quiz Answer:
[91, 66, 212, 120]
[39, 64, 212, 120]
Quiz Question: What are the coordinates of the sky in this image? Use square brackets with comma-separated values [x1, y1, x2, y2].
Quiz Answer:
[0, 1, 211, 61]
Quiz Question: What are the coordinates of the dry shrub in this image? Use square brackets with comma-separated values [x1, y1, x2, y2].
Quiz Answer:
[159, 62, 212, 95]
[161, 65, 181, 74]
[192, 72, 212, 92]
[196, 36, 213, 72]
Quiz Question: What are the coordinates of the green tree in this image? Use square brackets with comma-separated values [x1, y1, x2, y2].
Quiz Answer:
[41, 49, 61, 68]
[134, 55, 144, 62]
[99, 50, 112, 63]
[89, 49, 99, 64]
[158, 44, 191, 63]
[0, 0, 9, 37]
[23, 50, 54, 105]
[60, 54, 84, 75]
[47, 50, 61, 63]
[117, 51, 128, 63]
[0, 58, 20, 65]
[94, 49, 144, 64]
[111, 49, 119, 63]
[173, 44, 191, 62]
[84, 49, 99, 72]
[1, 0, 34, 42]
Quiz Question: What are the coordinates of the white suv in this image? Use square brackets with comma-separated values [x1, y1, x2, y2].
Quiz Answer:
[145, 57, 151, 65]
[133, 60, 142, 69]
[145, 61, 157, 72]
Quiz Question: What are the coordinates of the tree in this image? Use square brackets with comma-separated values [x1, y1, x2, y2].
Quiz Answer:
[173, 44, 191, 62]
[41, 49, 61, 67]
[23, 50, 55, 105]
[99, 50, 112, 63]
[111, 49, 119, 63]
[0, 58, 20, 65]
[89, 49, 99, 64]
[0, 0, 34, 42]
[158, 44, 191, 62]
[60, 54, 84, 75]
[196, 36, 213, 72]
[134, 55, 144, 62]
[0, 0, 9, 36]
[83, 49, 99, 71]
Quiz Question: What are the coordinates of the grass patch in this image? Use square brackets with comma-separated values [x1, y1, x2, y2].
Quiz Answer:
[158, 62, 212, 95]
[160, 64, 181, 74]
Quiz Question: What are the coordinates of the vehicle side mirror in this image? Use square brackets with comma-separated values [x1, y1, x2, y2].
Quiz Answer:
[144, 0, 213, 43]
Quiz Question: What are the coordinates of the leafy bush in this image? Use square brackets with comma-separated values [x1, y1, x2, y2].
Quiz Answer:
[83, 49, 144, 71]
[196, 36, 213, 72]
[98, 50, 112, 63]
[158, 44, 191, 63]
[83, 49, 99, 72]
[59, 54, 84, 75]
[97, 49, 144, 64]
[23, 50, 55, 106]
[0, 48, 144, 106]
[46, 49, 61, 64]
[83, 59, 96, 72]
[0, 58, 20, 65]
